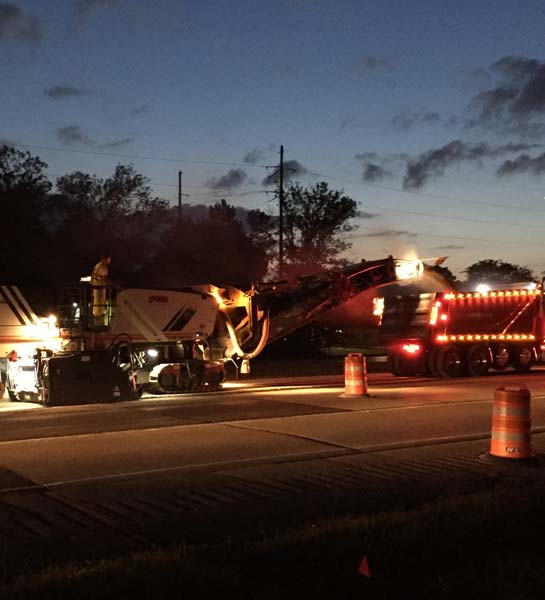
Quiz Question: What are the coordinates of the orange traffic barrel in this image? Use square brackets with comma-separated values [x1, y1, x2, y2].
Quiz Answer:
[343, 353, 368, 396]
[490, 386, 533, 459]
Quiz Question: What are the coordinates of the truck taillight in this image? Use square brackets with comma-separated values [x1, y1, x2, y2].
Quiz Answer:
[402, 343, 421, 354]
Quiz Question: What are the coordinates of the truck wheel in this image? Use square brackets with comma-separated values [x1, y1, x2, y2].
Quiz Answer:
[492, 345, 509, 371]
[8, 390, 20, 402]
[128, 384, 144, 400]
[436, 345, 466, 378]
[513, 345, 534, 373]
[426, 349, 441, 378]
[390, 351, 417, 376]
[467, 345, 490, 377]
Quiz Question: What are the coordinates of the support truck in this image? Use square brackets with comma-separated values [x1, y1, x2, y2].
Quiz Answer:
[377, 286, 545, 378]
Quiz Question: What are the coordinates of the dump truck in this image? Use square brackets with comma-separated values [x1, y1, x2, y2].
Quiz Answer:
[377, 285, 544, 378]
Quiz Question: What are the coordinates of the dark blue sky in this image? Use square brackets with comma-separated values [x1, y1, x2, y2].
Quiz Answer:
[2, 0, 545, 277]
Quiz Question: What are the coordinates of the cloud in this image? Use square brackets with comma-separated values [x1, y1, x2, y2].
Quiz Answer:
[364, 229, 419, 239]
[429, 244, 465, 250]
[466, 55, 545, 137]
[355, 152, 379, 162]
[392, 108, 441, 130]
[243, 148, 262, 164]
[100, 137, 133, 150]
[363, 163, 391, 182]
[56, 125, 131, 149]
[0, 2, 42, 43]
[263, 160, 307, 185]
[466, 67, 491, 85]
[356, 152, 409, 183]
[339, 116, 357, 131]
[497, 152, 545, 176]
[129, 104, 150, 116]
[206, 168, 248, 190]
[352, 55, 393, 75]
[357, 210, 378, 219]
[44, 85, 89, 99]
[243, 144, 276, 164]
[76, 0, 121, 19]
[493, 55, 541, 83]
[403, 140, 538, 189]
[57, 125, 92, 146]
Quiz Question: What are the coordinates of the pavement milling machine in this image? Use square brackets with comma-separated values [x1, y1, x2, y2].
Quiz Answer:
[2, 256, 423, 406]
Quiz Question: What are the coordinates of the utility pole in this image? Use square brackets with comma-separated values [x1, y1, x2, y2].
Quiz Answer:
[178, 170, 189, 225]
[278, 145, 284, 278]
[267, 146, 293, 279]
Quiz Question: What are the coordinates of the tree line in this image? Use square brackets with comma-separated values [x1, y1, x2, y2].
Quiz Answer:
[0, 145, 362, 289]
[0, 144, 537, 291]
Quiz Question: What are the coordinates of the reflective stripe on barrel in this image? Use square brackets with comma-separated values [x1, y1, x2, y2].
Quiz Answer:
[489, 386, 533, 459]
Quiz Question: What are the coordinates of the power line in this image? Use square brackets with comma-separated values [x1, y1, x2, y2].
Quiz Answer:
[358, 227, 545, 247]
[14, 140, 545, 217]
[362, 202, 545, 230]
[10, 142, 269, 169]
[310, 170, 545, 214]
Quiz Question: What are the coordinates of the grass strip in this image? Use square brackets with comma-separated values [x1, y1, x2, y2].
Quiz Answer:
[3, 480, 545, 599]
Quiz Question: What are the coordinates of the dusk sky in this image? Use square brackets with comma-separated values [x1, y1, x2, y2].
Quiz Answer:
[2, 0, 545, 278]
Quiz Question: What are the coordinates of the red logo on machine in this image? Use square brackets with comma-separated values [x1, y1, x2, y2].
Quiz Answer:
[149, 295, 169, 303]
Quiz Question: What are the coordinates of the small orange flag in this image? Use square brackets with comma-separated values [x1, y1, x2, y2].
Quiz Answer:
[358, 555, 371, 577]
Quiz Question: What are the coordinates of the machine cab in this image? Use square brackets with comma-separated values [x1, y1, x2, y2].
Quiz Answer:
[57, 283, 118, 334]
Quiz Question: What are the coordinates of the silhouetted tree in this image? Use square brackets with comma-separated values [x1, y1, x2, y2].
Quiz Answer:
[463, 259, 536, 286]
[282, 181, 358, 278]
[208, 198, 239, 227]
[246, 209, 277, 274]
[144, 200, 268, 288]
[430, 264, 459, 287]
[0, 145, 52, 282]
[52, 164, 169, 285]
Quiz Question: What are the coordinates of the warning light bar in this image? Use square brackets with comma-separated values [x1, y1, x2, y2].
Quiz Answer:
[443, 289, 541, 300]
[436, 333, 536, 343]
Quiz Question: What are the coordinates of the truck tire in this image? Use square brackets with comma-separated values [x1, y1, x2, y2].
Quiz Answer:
[127, 384, 144, 400]
[8, 390, 20, 402]
[492, 345, 509, 371]
[426, 348, 441, 378]
[390, 351, 418, 376]
[436, 345, 466, 378]
[512, 345, 534, 373]
[6, 376, 20, 402]
[467, 344, 491, 377]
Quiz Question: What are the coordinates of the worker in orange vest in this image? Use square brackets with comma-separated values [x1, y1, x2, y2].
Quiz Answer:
[90, 255, 111, 325]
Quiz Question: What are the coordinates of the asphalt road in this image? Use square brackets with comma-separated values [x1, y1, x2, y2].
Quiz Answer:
[1, 370, 545, 571]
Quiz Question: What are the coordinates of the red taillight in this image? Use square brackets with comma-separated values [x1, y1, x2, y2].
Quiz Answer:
[402, 343, 421, 354]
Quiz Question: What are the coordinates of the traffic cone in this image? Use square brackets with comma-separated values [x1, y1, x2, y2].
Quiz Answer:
[358, 555, 371, 577]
